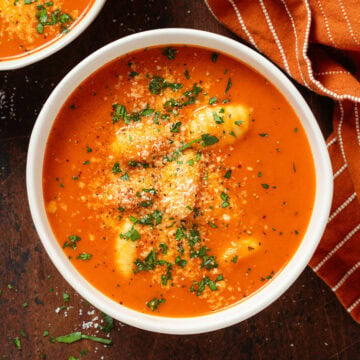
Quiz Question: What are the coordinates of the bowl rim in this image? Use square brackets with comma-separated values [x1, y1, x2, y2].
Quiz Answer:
[0, 0, 106, 71]
[26, 28, 333, 335]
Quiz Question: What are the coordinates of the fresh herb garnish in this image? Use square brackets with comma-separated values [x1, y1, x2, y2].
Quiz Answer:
[148, 76, 182, 95]
[100, 312, 114, 333]
[63, 235, 81, 250]
[159, 243, 168, 254]
[112, 162, 122, 174]
[13, 337, 21, 350]
[201, 133, 219, 147]
[120, 226, 141, 241]
[56, 332, 111, 345]
[120, 172, 130, 181]
[224, 169, 232, 179]
[213, 111, 224, 124]
[163, 47, 176, 60]
[221, 191, 230, 208]
[76, 253, 92, 261]
[209, 97, 217, 105]
[146, 297, 165, 311]
[170, 122, 182, 133]
[225, 77, 232, 94]
[175, 255, 187, 268]
[129, 71, 138, 77]
[139, 210, 162, 226]
[211, 53, 219, 62]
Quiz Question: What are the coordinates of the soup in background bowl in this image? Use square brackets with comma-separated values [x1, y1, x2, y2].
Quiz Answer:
[27, 29, 333, 334]
[0, 0, 106, 70]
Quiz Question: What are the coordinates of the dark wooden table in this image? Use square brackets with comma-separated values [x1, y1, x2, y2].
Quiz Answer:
[1, 1, 359, 359]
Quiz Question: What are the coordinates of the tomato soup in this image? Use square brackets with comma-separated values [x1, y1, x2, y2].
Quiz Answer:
[0, 0, 94, 60]
[43, 46, 316, 317]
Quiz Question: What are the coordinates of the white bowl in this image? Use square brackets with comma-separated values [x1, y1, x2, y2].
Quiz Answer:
[26, 28, 333, 334]
[0, 0, 106, 71]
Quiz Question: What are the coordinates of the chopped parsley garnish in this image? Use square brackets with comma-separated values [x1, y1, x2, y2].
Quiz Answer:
[161, 262, 173, 285]
[100, 312, 114, 333]
[146, 297, 165, 311]
[211, 52, 219, 62]
[148, 76, 182, 95]
[170, 122, 182, 133]
[201, 133, 219, 147]
[234, 120, 243, 126]
[63, 235, 81, 250]
[13, 337, 21, 350]
[209, 97, 217, 105]
[139, 200, 153, 208]
[120, 172, 130, 181]
[258, 133, 268, 137]
[35, 5, 73, 35]
[225, 77, 232, 94]
[224, 169, 232, 179]
[112, 162, 122, 174]
[134, 249, 168, 274]
[120, 226, 141, 241]
[191, 275, 222, 296]
[62, 292, 70, 303]
[142, 188, 157, 195]
[175, 255, 187, 268]
[128, 160, 150, 168]
[221, 191, 230, 208]
[184, 69, 190, 79]
[175, 227, 185, 241]
[231, 255, 238, 263]
[86, 146, 92, 153]
[261, 183, 269, 189]
[112, 104, 127, 123]
[183, 83, 202, 105]
[159, 243, 168, 254]
[129, 71, 138, 77]
[139, 210, 162, 226]
[207, 221, 218, 228]
[76, 253, 92, 261]
[200, 255, 218, 270]
[260, 270, 275, 281]
[163, 47, 176, 60]
[213, 111, 224, 124]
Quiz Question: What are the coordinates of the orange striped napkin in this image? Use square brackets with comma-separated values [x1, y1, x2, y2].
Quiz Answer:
[205, 0, 360, 323]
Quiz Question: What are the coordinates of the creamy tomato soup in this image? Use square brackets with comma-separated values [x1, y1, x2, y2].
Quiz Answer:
[0, 0, 94, 60]
[43, 46, 316, 316]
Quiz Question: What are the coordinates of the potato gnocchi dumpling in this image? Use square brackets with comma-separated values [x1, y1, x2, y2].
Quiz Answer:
[112, 121, 175, 163]
[158, 150, 201, 220]
[220, 237, 260, 264]
[187, 104, 251, 148]
[115, 219, 138, 277]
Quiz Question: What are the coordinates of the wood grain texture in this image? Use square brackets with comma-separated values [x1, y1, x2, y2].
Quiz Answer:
[0, 0, 358, 359]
